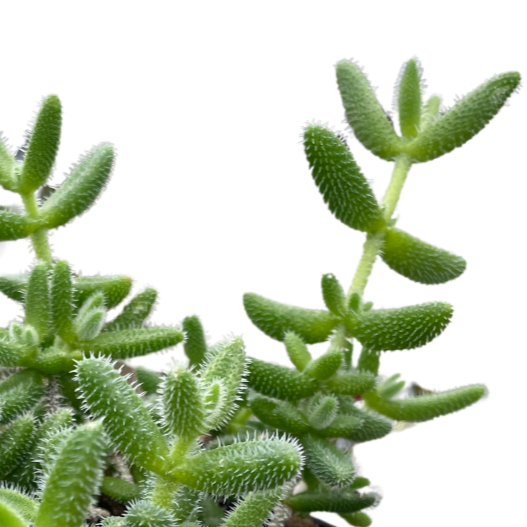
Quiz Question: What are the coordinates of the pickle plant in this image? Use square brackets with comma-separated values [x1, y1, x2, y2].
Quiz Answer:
[0, 56, 520, 527]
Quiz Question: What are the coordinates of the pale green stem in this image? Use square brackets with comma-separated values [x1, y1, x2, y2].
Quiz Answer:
[151, 436, 193, 507]
[347, 154, 412, 299]
[21, 192, 52, 263]
[381, 154, 412, 220]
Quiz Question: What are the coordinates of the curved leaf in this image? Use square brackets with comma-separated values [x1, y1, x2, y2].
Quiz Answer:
[336, 60, 402, 160]
[347, 302, 453, 351]
[304, 125, 382, 232]
[406, 72, 521, 162]
[364, 384, 487, 422]
[382, 228, 466, 284]
[244, 292, 339, 344]
[397, 58, 422, 139]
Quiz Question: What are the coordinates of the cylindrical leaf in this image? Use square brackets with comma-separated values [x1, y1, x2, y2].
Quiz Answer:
[381, 228, 466, 284]
[122, 501, 176, 527]
[301, 435, 356, 488]
[303, 348, 343, 381]
[0, 501, 28, 527]
[50, 260, 74, 340]
[75, 357, 169, 472]
[364, 384, 487, 422]
[406, 72, 521, 162]
[347, 302, 453, 351]
[284, 332, 312, 371]
[0, 415, 34, 478]
[340, 511, 372, 526]
[182, 315, 208, 367]
[324, 371, 377, 396]
[103, 288, 157, 332]
[223, 488, 284, 527]
[336, 60, 402, 160]
[173, 437, 303, 496]
[40, 143, 115, 228]
[24, 262, 50, 340]
[250, 395, 310, 435]
[100, 477, 140, 502]
[35, 422, 106, 527]
[304, 125, 382, 232]
[135, 366, 162, 395]
[287, 488, 377, 514]
[0, 274, 27, 302]
[19, 95, 62, 193]
[161, 367, 205, 438]
[247, 357, 318, 401]
[306, 394, 339, 430]
[74, 275, 132, 309]
[244, 293, 338, 344]
[78, 327, 184, 359]
[321, 273, 347, 316]
[397, 58, 422, 139]
[0, 136, 16, 192]
[0, 210, 37, 242]
[0, 488, 38, 523]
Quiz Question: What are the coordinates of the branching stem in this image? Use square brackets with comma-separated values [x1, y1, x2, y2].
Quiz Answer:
[21, 192, 52, 263]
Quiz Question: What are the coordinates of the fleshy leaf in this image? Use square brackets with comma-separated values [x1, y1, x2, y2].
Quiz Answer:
[303, 348, 343, 381]
[382, 228, 466, 284]
[0, 488, 38, 523]
[75, 357, 169, 472]
[405, 72, 521, 162]
[364, 384, 487, 422]
[50, 260, 75, 340]
[287, 488, 377, 514]
[19, 95, 62, 193]
[39, 143, 115, 228]
[306, 394, 339, 430]
[74, 275, 132, 309]
[122, 501, 176, 527]
[247, 357, 318, 401]
[34, 422, 106, 527]
[0, 414, 34, 478]
[0, 136, 16, 192]
[336, 60, 402, 160]
[100, 477, 140, 502]
[284, 332, 312, 371]
[321, 273, 347, 316]
[249, 394, 310, 435]
[182, 315, 208, 367]
[347, 302, 453, 351]
[0, 210, 38, 242]
[78, 327, 184, 359]
[222, 487, 284, 527]
[324, 371, 377, 396]
[397, 58, 422, 139]
[304, 125, 382, 232]
[173, 436, 302, 496]
[301, 434, 356, 488]
[340, 511, 372, 526]
[24, 262, 50, 340]
[244, 293, 339, 344]
[0, 500, 29, 527]
[103, 288, 157, 332]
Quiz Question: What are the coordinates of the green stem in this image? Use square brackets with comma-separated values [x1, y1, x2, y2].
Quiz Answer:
[21, 192, 52, 263]
[151, 475, 180, 509]
[381, 154, 412, 220]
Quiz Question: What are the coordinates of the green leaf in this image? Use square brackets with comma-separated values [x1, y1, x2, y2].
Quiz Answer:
[0, 371, 45, 424]
[75, 357, 169, 473]
[303, 348, 343, 381]
[222, 487, 284, 527]
[121, 501, 176, 527]
[161, 367, 205, 438]
[0, 210, 37, 242]
[135, 366, 162, 395]
[0, 274, 27, 302]
[78, 327, 183, 359]
[303, 125, 382, 232]
[24, 262, 51, 340]
[50, 260, 75, 340]
[0, 488, 38, 523]
[397, 58, 422, 139]
[0, 414, 35, 478]
[284, 332, 312, 371]
[287, 488, 378, 514]
[338, 404, 393, 443]
[103, 288, 157, 332]
[244, 293, 339, 344]
[0, 338, 23, 367]
[0, 500, 29, 527]
[35, 422, 106, 527]
[306, 394, 339, 430]
[336, 60, 402, 160]
[324, 371, 377, 396]
[420, 95, 441, 132]
[381, 228, 466, 284]
[364, 384, 487, 422]
[249, 394, 310, 435]
[321, 273, 347, 316]
[356, 348, 380, 375]
[74, 291, 106, 341]
[377, 374, 405, 399]
[340, 511, 372, 526]
[173, 436, 302, 496]
[247, 357, 318, 401]
[0, 135, 16, 192]
[301, 435, 356, 488]
[100, 477, 140, 502]
[40, 143, 114, 228]
[347, 302, 453, 351]
[316, 413, 363, 438]
[182, 315, 208, 367]
[74, 275, 132, 309]
[406, 72, 521, 162]
[19, 95, 62, 193]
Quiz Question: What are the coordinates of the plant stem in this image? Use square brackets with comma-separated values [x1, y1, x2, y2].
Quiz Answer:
[19, 192, 52, 263]
[381, 154, 412, 220]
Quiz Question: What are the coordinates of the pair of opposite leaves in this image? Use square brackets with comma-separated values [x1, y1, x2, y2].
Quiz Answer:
[306, 59, 519, 282]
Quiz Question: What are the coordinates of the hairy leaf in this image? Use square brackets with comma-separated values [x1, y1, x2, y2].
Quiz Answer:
[250, 395, 310, 435]
[223, 487, 284, 527]
[397, 58, 422, 139]
[287, 488, 377, 513]
[284, 332, 312, 371]
[103, 288, 157, 332]
[182, 315, 208, 367]
[303, 348, 343, 381]
[24, 262, 50, 340]
[0, 210, 37, 242]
